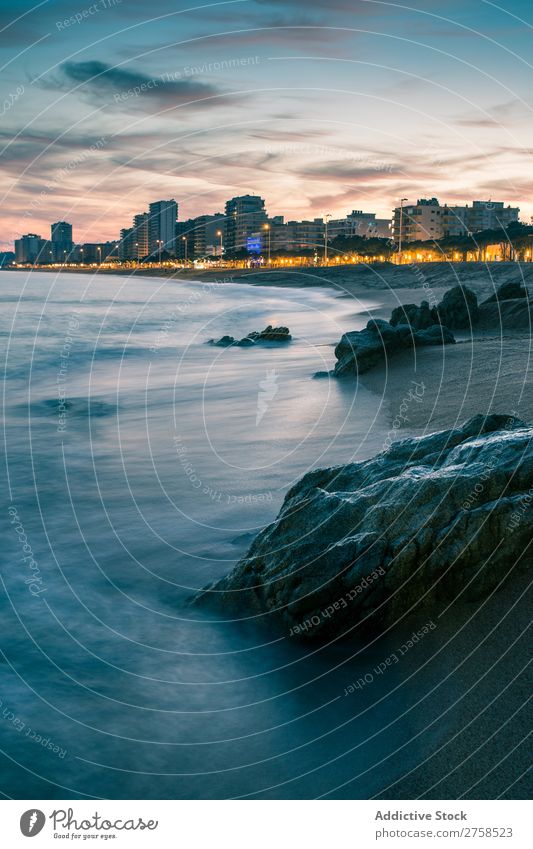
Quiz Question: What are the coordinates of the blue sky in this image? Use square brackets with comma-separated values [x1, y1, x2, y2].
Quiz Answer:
[1, 0, 532, 247]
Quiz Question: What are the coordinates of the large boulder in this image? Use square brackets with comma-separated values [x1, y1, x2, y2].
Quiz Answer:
[435, 284, 478, 328]
[333, 319, 455, 376]
[195, 414, 532, 640]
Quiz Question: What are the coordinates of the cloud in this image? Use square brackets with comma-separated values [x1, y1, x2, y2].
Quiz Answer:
[456, 98, 531, 128]
[43, 60, 235, 112]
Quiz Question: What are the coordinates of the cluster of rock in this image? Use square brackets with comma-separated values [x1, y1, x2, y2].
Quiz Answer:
[331, 319, 455, 377]
[390, 284, 479, 330]
[208, 325, 292, 347]
[390, 279, 531, 334]
[195, 414, 532, 640]
[328, 279, 531, 377]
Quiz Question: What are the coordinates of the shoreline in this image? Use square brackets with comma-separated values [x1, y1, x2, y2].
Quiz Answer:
[8, 259, 533, 290]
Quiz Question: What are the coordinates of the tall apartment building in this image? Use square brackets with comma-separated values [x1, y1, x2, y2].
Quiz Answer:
[148, 199, 178, 257]
[119, 228, 137, 261]
[224, 195, 267, 254]
[133, 213, 149, 258]
[51, 220, 73, 261]
[14, 233, 48, 263]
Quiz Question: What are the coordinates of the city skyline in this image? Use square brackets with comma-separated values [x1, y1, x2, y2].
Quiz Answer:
[1, 0, 532, 250]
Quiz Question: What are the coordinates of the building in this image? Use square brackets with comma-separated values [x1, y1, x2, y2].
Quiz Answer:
[224, 195, 267, 254]
[0, 251, 15, 268]
[132, 213, 149, 259]
[443, 201, 519, 236]
[392, 198, 521, 245]
[176, 213, 225, 259]
[392, 198, 444, 245]
[119, 227, 137, 261]
[51, 221, 74, 262]
[283, 218, 324, 252]
[329, 210, 390, 240]
[148, 199, 178, 257]
[72, 242, 119, 263]
[14, 233, 48, 264]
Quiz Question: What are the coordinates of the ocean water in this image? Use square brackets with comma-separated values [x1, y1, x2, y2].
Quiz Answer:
[0, 271, 526, 800]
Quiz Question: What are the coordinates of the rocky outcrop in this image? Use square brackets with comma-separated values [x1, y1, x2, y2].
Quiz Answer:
[332, 319, 455, 376]
[195, 414, 532, 640]
[208, 325, 292, 347]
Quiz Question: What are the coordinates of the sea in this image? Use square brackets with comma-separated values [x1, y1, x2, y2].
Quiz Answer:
[0, 270, 525, 800]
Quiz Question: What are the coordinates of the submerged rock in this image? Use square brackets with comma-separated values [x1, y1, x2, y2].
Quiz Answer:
[195, 414, 532, 640]
[208, 326, 291, 347]
[332, 319, 455, 376]
[209, 334, 237, 347]
[249, 325, 292, 342]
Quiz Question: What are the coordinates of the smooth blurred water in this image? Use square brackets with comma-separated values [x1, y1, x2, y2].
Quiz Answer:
[1, 270, 521, 800]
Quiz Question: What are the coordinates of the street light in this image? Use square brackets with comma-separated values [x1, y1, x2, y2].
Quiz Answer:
[97, 245, 101, 265]
[324, 213, 332, 264]
[398, 198, 408, 263]
[182, 235, 188, 264]
[157, 239, 162, 266]
[263, 223, 271, 263]
[216, 230, 223, 258]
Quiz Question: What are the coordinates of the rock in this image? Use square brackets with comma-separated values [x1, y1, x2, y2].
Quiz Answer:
[435, 285, 478, 328]
[413, 324, 456, 346]
[483, 280, 529, 303]
[332, 319, 455, 376]
[195, 414, 532, 640]
[477, 298, 533, 330]
[256, 325, 292, 342]
[208, 326, 291, 347]
[208, 335, 236, 347]
[390, 300, 437, 330]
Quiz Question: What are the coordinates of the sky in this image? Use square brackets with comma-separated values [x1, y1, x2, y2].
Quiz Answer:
[1, 0, 532, 248]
